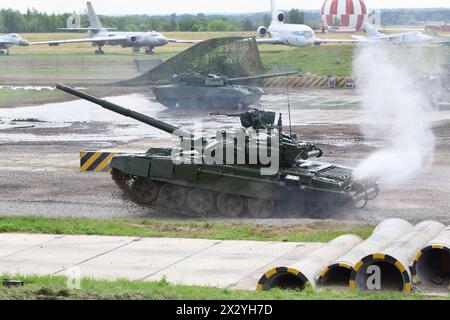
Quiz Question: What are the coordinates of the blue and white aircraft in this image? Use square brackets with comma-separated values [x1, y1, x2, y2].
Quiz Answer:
[32, 2, 198, 55]
[256, 0, 356, 47]
[0, 33, 30, 55]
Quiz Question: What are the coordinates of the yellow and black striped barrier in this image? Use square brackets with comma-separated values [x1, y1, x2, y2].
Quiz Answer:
[262, 76, 356, 88]
[80, 151, 115, 172]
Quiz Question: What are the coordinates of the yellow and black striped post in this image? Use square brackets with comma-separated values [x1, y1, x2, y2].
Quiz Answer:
[80, 151, 115, 172]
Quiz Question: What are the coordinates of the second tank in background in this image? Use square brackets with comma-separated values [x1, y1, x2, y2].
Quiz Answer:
[152, 71, 298, 109]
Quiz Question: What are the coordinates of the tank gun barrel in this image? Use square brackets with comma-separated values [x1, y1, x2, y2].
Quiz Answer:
[228, 71, 299, 83]
[57, 84, 191, 137]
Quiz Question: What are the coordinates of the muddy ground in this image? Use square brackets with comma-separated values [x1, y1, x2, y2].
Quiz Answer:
[0, 89, 449, 225]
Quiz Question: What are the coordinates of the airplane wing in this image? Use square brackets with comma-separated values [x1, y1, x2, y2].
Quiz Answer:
[351, 35, 369, 41]
[315, 38, 361, 44]
[167, 39, 202, 44]
[351, 35, 401, 42]
[432, 38, 450, 44]
[59, 28, 117, 31]
[31, 35, 128, 46]
[255, 38, 285, 45]
[350, 35, 385, 42]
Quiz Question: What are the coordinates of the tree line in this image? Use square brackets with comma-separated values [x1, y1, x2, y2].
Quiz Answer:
[0, 7, 449, 34]
[0, 8, 305, 33]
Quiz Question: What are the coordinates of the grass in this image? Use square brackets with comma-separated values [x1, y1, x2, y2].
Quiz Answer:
[0, 86, 147, 108]
[1, 274, 446, 300]
[261, 45, 356, 77]
[0, 216, 374, 243]
[0, 88, 65, 107]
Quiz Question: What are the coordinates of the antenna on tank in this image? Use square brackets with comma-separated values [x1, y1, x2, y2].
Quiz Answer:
[285, 65, 292, 137]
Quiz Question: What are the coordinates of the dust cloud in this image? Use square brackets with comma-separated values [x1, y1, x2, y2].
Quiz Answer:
[353, 43, 436, 187]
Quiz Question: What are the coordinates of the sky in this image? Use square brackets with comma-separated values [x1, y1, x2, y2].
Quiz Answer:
[1, 0, 449, 15]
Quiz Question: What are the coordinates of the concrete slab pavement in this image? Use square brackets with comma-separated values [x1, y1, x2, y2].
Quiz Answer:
[75, 238, 221, 281]
[0, 233, 320, 290]
[143, 240, 318, 288]
[0, 234, 137, 276]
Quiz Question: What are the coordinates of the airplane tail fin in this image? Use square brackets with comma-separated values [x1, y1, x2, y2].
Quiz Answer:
[270, 0, 286, 24]
[86, 2, 103, 31]
[271, 0, 277, 21]
[364, 22, 382, 37]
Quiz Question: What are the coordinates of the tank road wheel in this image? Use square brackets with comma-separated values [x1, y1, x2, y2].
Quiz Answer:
[351, 183, 368, 209]
[247, 198, 275, 219]
[217, 193, 245, 218]
[186, 188, 215, 215]
[158, 183, 187, 211]
[130, 179, 160, 205]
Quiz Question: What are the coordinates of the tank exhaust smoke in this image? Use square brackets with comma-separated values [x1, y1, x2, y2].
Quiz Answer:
[352, 43, 436, 187]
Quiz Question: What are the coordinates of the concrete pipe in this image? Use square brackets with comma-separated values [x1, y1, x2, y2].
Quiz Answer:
[318, 218, 413, 288]
[351, 221, 446, 294]
[257, 234, 362, 291]
[411, 225, 450, 288]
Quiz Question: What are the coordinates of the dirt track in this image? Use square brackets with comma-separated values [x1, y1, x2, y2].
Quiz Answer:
[0, 89, 449, 225]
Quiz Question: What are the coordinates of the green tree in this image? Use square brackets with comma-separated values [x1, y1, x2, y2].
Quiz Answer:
[178, 17, 198, 31]
[287, 9, 304, 24]
[167, 13, 178, 31]
[1, 9, 25, 33]
[241, 18, 254, 31]
[207, 19, 236, 32]
[262, 14, 271, 27]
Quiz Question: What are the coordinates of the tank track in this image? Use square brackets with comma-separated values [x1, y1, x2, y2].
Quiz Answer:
[111, 169, 355, 219]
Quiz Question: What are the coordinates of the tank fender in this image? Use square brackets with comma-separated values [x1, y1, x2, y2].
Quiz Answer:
[111, 155, 151, 178]
[110, 155, 128, 172]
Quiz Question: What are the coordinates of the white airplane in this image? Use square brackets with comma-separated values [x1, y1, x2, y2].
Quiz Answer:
[256, 0, 357, 47]
[32, 2, 198, 55]
[352, 23, 434, 44]
[0, 34, 30, 55]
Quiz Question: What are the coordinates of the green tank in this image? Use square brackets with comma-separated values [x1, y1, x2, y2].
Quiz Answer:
[152, 71, 298, 109]
[57, 84, 379, 218]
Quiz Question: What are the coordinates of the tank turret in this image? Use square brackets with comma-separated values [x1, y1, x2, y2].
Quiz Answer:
[57, 84, 379, 218]
[171, 71, 298, 87]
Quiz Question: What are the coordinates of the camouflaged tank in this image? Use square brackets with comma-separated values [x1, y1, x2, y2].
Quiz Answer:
[57, 84, 379, 218]
[152, 71, 298, 109]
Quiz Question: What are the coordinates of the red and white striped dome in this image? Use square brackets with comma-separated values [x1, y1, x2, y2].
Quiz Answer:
[321, 0, 368, 31]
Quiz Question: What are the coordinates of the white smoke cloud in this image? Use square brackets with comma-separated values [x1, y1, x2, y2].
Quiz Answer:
[353, 43, 435, 187]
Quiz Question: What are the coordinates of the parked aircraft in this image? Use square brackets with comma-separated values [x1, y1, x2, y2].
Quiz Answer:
[32, 2, 198, 55]
[0, 34, 30, 55]
[425, 29, 450, 46]
[256, 0, 357, 47]
[352, 23, 434, 44]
